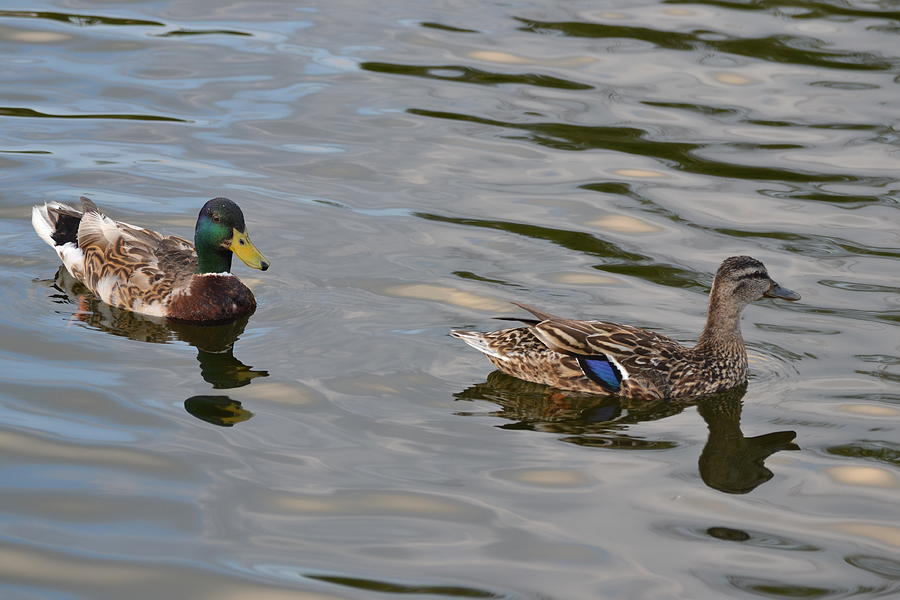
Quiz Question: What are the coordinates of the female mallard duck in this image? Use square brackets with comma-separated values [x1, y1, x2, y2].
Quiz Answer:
[451, 256, 800, 401]
[32, 196, 269, 323]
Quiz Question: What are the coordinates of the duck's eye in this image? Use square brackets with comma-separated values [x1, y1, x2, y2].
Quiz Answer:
[212, 214, 220, 223]
[239, 239, 245, 245]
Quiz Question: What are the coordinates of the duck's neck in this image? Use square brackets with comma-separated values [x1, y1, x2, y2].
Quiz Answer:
[197, 252, 231, 273]
[195, 236, 232, 273]
[194, 224, 233, 274]
[696, 290, 746, 354]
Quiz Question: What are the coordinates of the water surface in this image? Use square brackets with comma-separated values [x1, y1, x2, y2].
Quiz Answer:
[1, 1, 898, 598]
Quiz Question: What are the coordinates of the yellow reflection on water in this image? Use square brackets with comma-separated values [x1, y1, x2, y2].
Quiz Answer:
[498, 468, 591, 487]
[612, 168, 666, 178]
[550, 272, 618, 285]
[837, 404, 900, 417]
[468, 50, 532, 64]
[242, 381, 325, 406]
[467, 50, 596, 68]
[383, 283, 507, 311]
[3, 30, 72, 43]
[826, 466, 898, 488]
[0, 430, 172, 470]
[581, 11, 628, 20]
[713, 72, 755, 85]
[587, 214, 662, 234]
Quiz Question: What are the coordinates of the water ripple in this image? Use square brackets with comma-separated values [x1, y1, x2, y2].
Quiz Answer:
[0, 10, 164, 28]
[361, 61, 593, 90]
[515, 17, 896, 70]
[2, 0, 899, 598]
[0, 106, 187, 122]
[407, 108, 867, 183]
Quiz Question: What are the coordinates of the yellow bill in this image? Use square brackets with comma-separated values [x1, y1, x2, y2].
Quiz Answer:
[229, 229, 270, 271]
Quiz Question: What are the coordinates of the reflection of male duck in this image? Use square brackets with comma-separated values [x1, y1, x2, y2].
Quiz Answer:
[183, 396, 254, 427]
[51, 267, 264, 425]
[455, 372, 797, 493]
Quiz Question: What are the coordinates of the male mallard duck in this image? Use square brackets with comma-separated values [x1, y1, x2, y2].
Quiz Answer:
[451, 256, 800, 401]
[32, 196, 269, 323]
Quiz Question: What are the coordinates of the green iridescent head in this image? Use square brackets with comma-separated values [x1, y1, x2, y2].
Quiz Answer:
[194, 198, 269, 274]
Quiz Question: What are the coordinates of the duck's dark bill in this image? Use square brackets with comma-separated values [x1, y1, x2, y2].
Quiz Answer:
[765, 282, 800, 301]
[230, 229, 270, 271]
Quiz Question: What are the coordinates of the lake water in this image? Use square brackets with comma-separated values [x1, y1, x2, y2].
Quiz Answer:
[1, 1, 898, 598]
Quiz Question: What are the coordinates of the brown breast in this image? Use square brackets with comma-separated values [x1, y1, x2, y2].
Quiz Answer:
[166, 275, 256, 323]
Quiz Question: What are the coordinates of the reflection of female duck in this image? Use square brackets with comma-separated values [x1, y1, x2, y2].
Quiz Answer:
[697, 390, 798, 494]
[52, 267, 267, 390]
[456, 373, 797, 493]
[455, 371, 683, 450]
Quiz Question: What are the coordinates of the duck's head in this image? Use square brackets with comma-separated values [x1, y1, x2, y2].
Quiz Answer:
[713, 256, 800, 306]
[195, 198, 269, 274]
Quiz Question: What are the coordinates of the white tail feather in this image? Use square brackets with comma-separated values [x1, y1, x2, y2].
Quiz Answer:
[450, 330, 509, 361]
[31, 204, 57, 247]
[31, 202, 80, 247]
[56, 242, 85, 276]
[32, 202, 86, 278]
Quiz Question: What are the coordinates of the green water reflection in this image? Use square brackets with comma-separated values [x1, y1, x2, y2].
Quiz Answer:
[305, 574, 499, 598]
[0, 107, 187, 122]
[408, 108, 867, 183]
[361, 61, 593, 90]
[515, 17, 894, 70]
[0, 10, 163, 27]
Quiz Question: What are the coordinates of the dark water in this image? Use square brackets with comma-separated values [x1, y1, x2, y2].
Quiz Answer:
[2, 1, 899, 598]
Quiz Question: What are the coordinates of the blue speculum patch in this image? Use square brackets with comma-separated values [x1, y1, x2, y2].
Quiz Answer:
[577, 356, 623, 392]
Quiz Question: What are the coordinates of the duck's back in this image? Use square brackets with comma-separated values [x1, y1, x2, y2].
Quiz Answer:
[34, 199, 198, 318]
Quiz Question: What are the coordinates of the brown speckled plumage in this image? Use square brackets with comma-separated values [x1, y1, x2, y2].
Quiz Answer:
[452, 256, 800, 401]
[33, 196, 266, 323]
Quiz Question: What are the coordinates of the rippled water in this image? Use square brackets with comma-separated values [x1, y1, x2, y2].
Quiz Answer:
[2, 1, 899, 598]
